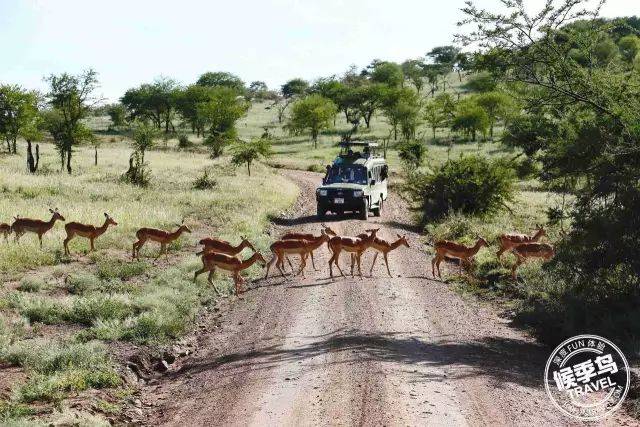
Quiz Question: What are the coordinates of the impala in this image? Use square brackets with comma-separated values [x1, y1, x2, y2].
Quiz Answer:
[197, 236, 257, 256]
[280, 224, 337, 270]
[11, 209, 65, 247]
[265, 229, 331, 278]
[431, 237, 489, 278]
[0, 221, 11, 242]
[496, 225, 546, 263]
[351, 233, 409, 277]
[63, 213, 118, 255]
[328, 228, 379, 278]
[132, 221, 191, 260]
[194, 251, 266, 295]
[511, 243, 555, 280]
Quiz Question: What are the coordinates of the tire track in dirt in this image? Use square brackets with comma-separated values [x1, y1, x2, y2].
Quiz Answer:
[142, 169, 634, 426]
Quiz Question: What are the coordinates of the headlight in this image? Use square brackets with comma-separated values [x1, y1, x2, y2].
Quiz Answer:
[353, 190, 364, 197]
[318, 189, 327, 196]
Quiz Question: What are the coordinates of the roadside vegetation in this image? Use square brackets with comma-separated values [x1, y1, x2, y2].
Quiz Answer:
[0, 0, 638, 423]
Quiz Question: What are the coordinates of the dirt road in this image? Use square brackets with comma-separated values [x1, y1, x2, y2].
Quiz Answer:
[142, 170, 631, 426]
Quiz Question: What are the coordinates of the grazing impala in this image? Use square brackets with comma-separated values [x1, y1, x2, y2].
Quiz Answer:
[265, 230, 332, 278]
[431, 237, 489, 278]
[496, 225, 546, 263]
[0, 221, 11, 242]
[280, 224, 337, 270]
[328, 229, 379, 278]
[511, 243, 555, 280]
[63, 213, 118, 255]
[351, 233, 410, 277]
[194, 251, 266, 295]
[132, 221, 191, 260]
[197, 236, 257, 256]
[11, 209, 65, 247]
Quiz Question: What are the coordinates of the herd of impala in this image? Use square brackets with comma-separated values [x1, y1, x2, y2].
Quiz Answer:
[0, 209, 555, 294]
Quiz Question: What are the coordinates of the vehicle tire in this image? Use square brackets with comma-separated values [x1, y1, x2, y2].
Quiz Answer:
[317, 205, 326, 219]
[360, 199, 369, 221]
[373, 198, 382, 217]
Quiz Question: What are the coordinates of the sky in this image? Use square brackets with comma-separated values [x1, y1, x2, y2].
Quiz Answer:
[0, 0, 636, 102]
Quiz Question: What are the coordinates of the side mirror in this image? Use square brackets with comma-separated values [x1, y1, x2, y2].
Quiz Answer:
[370, 179, 376, 186]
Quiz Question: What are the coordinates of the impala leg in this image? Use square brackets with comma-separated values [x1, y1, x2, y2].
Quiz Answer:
[356, 252, 363, 277]
[370, 252, 379, 276]
[275, 254, 287, 278]
[265, 253, 278, 279]
[310, 251, 317, 271]
[207, 270, 221, 295]
[436, 255, 443, 278]
[496, 247, 505, 264]
[155, 243, 165, 260]
[63, 235, 72, 255]
[194, 267, 206, 282]
[350, 253, 355, 277]
[431, 256, 436, 278]
[512, 256, 524, 280]
[297, 254, 307, 277]
[38, 233, 43, 248]
[285, 256, 294, 273]
[383, 252, 391, 277]
[90, 237, 96, 252]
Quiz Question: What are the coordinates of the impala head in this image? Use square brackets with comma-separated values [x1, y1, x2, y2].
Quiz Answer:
[476, 236, 489, 248]
[534, 224, 547, 239]
[365, 228, 379, 237]
[49, 208, 65, 222]
[319, 228, 332, 242]
[396, 234, 410, 248]
[240, 236, 257, 252]
[321, 223, 337, 237]
[176, 219, 191, 234]
[104, 213, 118, 226]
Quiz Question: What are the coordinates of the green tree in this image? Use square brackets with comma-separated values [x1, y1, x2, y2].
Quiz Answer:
[281, 78, 309, 99]
[197, 71, 245, 93]
[474, 91, 513, 138]
[174, 85, 214, 136]
[107, 104, 126, 130]
[286, 95, 337, 148]
[401, 59, 427, 93]
[131, 121, 159, 164]
[397, 140, 426, 169]
[121, 77, 180, 133]
[618, 34, 640, 63]
[0, 85, 39, 154]
[45, 69, 99, 174]
[462, 72, 497, 93]
[423, 98, 446, 139]
[230, 137, 273, 176]
[197, 87, 250, 157]
[451, 99, 489, 142]
[382, 87, 421, 140]
[248, 81, 269, 99]
[368, 60, 403, 87]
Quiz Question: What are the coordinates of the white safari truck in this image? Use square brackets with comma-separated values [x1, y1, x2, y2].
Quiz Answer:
[315, 141, 389, 220]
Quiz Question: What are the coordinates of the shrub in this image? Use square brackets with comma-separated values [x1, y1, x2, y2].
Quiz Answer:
[67, 295, 135, 326]
[66, 273, 101, 295]
[9, 294, 68, 324]
[407, 155, 515, 220]
[17, 278, 45, 293]
[96, 259, 147, 280]
[177, 133, 192, 148]
[397, 140, 426, 169]
[193, 170, 217, 190]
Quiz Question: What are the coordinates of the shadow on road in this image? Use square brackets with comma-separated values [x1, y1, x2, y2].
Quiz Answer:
[169, 330, 547, 390]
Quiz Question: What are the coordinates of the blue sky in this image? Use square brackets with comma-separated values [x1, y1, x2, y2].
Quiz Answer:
[0, 0, 635, 102]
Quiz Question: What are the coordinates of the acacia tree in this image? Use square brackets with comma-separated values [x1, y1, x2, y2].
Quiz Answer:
[197, 87, 249, 157]
[0, 85, 39, 154]
[382, 87, 421, 140]
[474, 91, 513, 138]
[401, 59, 427, 93]
[197, 71, 245, 94]
[45, 69, 99, 174]
[423, 98, 446, 139]
[451, 99, 488, 142]
[121, 77, 179, 133]
[286, 95, 337, 148]
[230, 137, 272, 176]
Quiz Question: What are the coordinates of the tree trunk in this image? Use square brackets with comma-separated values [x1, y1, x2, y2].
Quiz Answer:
[66, 149, 72, 174]
[247, 161, 251, 176]
[5, 138, 10, 153]
[94, 146, 98, 165]
[432, 127, 436, 139]
[27, 141, 36, 173]
[11, 138, 17, 154]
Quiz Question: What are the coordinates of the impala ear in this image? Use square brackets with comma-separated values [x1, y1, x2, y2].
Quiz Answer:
[49, 208, 54, 213]
[104, 212, 108, 218]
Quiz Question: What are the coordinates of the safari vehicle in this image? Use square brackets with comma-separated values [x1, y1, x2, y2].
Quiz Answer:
[316, 141, 388, 220]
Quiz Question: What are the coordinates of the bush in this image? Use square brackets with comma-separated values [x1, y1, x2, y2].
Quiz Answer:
[17, 278, 45, 293]
[407, 155, 515, 220]
[66, 273, 101, 295]
[193, 170, 217, 190]
[397, 140, 426, 169]
[177, 133, 192, 148]
[96, 259, 147, 280]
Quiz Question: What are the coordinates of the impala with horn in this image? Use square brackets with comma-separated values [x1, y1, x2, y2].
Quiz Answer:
[132, 219, 191, 260]
[63, 213, 118, 255]
[11, 209, 65, 247]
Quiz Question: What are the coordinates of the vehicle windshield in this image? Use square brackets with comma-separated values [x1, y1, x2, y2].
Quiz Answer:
[325, 164, 367, 185]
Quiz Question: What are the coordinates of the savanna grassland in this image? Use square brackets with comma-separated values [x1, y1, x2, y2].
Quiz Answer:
[0, 69, 575, 424]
